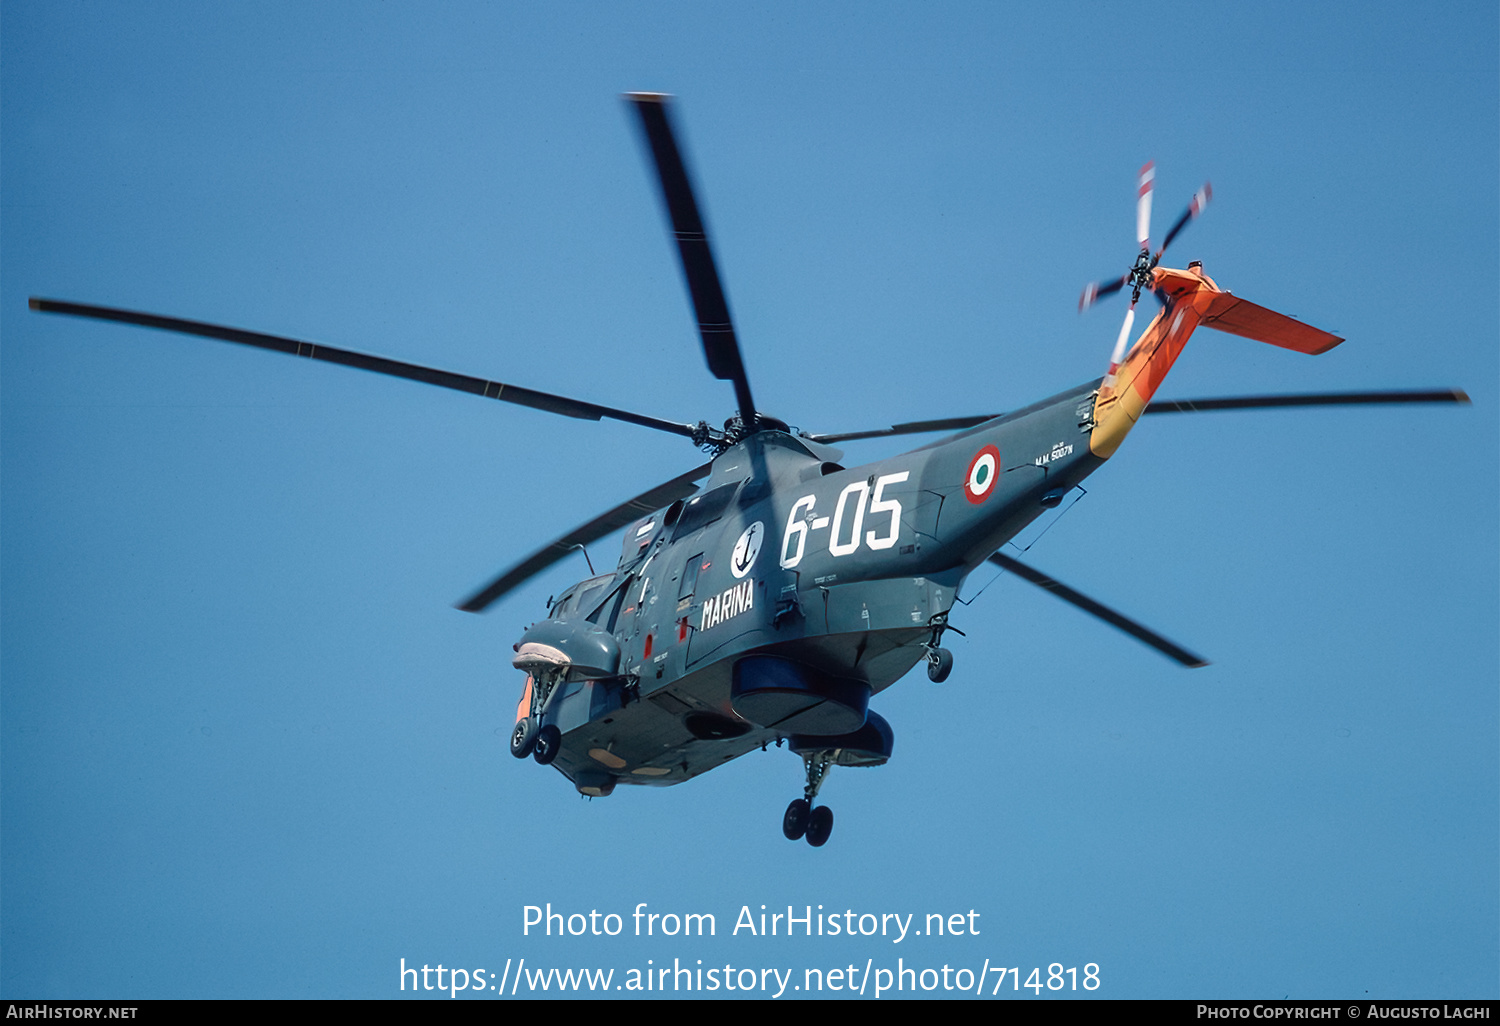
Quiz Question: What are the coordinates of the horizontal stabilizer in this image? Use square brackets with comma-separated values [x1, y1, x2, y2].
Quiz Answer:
[1202, 294, 1343, 355]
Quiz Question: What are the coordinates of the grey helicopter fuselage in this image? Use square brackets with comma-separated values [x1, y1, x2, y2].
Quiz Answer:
[33, 96, 1456, 844]
[519, 379, 1104, 796]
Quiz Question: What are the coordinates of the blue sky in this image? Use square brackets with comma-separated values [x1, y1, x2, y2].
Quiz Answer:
[3, 1, 1495, 1000]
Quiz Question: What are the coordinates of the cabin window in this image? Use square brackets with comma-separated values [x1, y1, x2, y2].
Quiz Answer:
[671, 483, 739, 539]
[739, 475, 772, 504]
[678, 552, 704, 607]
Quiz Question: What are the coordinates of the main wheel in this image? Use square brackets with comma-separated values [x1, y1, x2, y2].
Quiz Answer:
[782, 798, 810, 840]
[805, 805, 834, 847]
[532, 724, 562, 765]
[927, 647, 953, 683]
[510, 717, 538, 759]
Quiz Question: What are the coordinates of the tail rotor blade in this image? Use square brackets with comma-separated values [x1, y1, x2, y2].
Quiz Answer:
[1108, 304, 1136, 374]
[1136, 161, 1156, 252]
[1080, 275, 1127, 312]
[1158, 182, 1212, 259]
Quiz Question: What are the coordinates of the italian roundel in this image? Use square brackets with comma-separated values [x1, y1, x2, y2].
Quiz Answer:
[964, 445, 1001, 504]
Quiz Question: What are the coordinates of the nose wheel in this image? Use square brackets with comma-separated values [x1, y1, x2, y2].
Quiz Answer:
[532, 723, 562, 765]
[511, 716, 538, 758]
[509, 670, 566, 763]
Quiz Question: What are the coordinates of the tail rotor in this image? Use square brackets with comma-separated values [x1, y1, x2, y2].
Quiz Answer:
[1078, 164, 1212, 312]
[1080, 164, 1211, 381]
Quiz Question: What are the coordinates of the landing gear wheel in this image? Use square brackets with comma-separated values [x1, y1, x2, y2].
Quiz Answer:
[510, 717, 538, 759]
[927, 646, 953, 683]
[532, 724, 562, 765]
[782, 798, 810, 840]
[805, 805, 834, 847]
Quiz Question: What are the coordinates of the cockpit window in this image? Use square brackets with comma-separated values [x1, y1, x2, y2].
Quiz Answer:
[556, 574, 613, 618]
[585, 577, 631, 631]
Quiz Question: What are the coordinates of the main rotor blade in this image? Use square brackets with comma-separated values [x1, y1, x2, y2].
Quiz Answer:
[29, 298, 700, 440]
[804, 389, 1469, 445]
[988, 552, 1208, 668]
[626, 93, 757, 425]
[803, 415, 1002, 444]
[456, 462, 713, 613]
[1144, 389, 1470, 415]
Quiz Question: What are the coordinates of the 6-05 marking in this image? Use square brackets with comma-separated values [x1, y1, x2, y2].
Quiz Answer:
[780, 472, 909, 569]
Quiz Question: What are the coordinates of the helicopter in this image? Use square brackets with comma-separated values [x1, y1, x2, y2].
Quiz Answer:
[29, 94, 1468, 848]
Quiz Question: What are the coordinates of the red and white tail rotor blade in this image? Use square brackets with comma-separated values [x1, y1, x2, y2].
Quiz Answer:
[1158, 182, 1212, 259]
[1136, 161, 1156, 252]
[1190, 182, 1211, 218]
[1107, 303, 1136, 377]
[1079, 274, 1127, 312]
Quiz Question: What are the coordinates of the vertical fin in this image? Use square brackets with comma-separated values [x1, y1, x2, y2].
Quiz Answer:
[1090, 267, 1215, 458]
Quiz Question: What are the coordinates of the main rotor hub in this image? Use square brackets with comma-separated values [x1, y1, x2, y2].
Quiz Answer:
[697, 413, 792, 454]
[1128, 248, 1156, 304]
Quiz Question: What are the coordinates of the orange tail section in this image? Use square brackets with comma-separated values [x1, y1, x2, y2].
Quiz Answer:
[1089, 266, 1344, 458]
